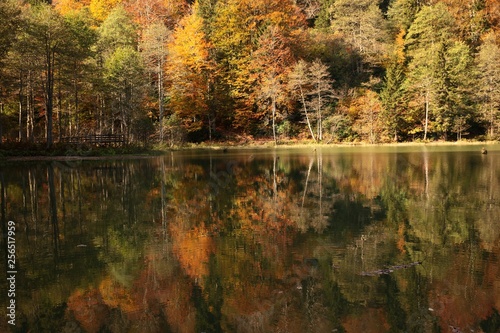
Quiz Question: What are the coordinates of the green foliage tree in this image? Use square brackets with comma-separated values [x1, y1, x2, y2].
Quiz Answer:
[404, 3, 462, 140]
[477, 32, 500, 139]
[329, 0, 389, 73]
[104, 46, 145, 139]
[96, 4, 138, 58]
[24, 4, 75, 147]
[56, 9, 97, 138]
[0, 0, 22, 66]
[387, 0, 423, 32]
[380, 30, 407, 141]
[96, 5, 141, 136]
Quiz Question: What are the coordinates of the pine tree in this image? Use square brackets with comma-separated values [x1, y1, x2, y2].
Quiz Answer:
[477, 32, 500, 138]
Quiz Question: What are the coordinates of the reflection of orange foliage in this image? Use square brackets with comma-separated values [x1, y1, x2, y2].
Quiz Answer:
[428, 250, 495, 332]
[131, 251, 197, 333]
[154, 273, 196, 333]
[172, 226, 215, 280]
[342, 308, 390, 333]
[67, 288, 109, 333]
[225, 282, 276, 315]
[99, 277, 139, 314]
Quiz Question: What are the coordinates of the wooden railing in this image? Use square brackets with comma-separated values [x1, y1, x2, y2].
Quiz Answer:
[60, 134, 125, 146]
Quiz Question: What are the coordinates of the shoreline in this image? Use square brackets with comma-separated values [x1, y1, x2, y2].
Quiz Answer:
[1, 140, 497, 162]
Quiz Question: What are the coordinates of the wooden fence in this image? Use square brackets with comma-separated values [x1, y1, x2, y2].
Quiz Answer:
[60, 134, 125, 146]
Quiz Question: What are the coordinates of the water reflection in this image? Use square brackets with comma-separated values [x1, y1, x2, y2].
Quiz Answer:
[1, 146, 500, 332]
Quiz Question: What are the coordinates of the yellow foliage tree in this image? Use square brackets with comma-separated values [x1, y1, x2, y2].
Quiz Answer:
[89, 0, 123, 21]
[166, 2, 214, 134]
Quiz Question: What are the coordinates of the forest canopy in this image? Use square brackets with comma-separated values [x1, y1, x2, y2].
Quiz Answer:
[1, 0, 500, 146]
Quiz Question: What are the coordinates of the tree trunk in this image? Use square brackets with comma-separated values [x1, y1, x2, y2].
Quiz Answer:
[74, 71, 79, 136]
[57, 72, 62, 142]
[299, 85, 316, 142]
[27, 72, 35, 143]
[272, 94, 277, 145]
[158, 61, 164, 143]
[317, 82, 322, 141]
[18, 72, 26, 142]
[45, 50, 55, 149]
[424, 90, 429, 141]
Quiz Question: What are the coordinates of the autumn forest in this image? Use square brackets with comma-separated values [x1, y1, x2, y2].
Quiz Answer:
[1, 0, 500, 147]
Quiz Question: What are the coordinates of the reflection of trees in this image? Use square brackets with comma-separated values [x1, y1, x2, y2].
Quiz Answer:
[0, 158, 170, 332]
[2, 148, 500, 332]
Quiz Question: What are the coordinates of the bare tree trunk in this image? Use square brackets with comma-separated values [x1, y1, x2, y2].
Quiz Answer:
[158, 62, 164, 143]
[299, 85, 316, 142]
[27, 72, 35, 143]
[45, 49, 55, 149]
[57, 71, 63, 142]
[316, 79, 323, 141]
[424, 90, 429, 141]
[18, 71, 25, 142]
[272, 94, 277, 145]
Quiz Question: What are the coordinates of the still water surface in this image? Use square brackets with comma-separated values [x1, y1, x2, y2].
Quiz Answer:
[1, 145, 500, 333]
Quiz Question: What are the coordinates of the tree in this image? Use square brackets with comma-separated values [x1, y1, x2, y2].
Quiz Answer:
[288, 60, 317, 141]
[59, 10, 97, 137]
[252, 26, 294, 144]
[0, 0, 22, 143]
[444, 41, 476, 140]
[141, 21, 171, 143]
[96, 5, 140, 135]
[89, 0, 123, 21]
[25, 4, 74, 147]
[54, 0, 86, 16]
[0, 0, 22, 65]
[404, 3, 456, 140]
[96, 4, 138, 58]
[380, 29, 407, 141]
[440, 0, 488, 48]
[166, 3, 214, 137]
[353, 89, 383, 143]
[477, 32, 500, 138]
[125, 0, 188, 28]
[210, 0, 305, 134]
[104, 46, 145, 138]
[308, 59, 334, 141]
[387, 0, 423, 32]
[329, 0, 389, 73]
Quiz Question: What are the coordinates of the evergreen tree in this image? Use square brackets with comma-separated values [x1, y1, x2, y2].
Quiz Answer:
[477, 32, 500, 138]
[404, 3, 457, 140]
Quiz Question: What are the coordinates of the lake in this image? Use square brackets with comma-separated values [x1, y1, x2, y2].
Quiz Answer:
[1, 144, 500, 333]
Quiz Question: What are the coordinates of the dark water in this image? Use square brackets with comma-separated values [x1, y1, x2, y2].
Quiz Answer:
[1, 145, 500, 333]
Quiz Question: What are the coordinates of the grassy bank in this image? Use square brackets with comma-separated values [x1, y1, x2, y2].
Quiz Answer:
[165, 138, 497, 150]
[1, 139, 497, 160]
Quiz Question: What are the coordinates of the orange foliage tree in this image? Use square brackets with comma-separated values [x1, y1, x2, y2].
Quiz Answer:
[166, 3, 215, 137]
